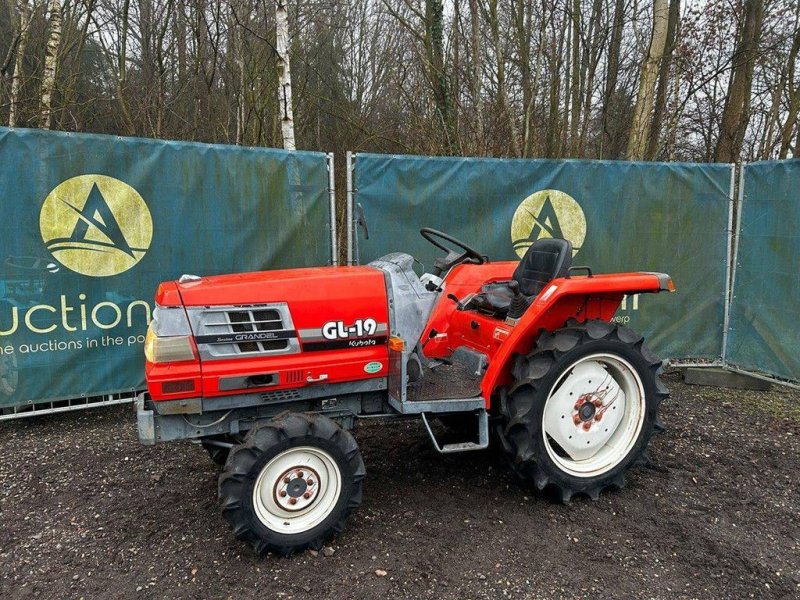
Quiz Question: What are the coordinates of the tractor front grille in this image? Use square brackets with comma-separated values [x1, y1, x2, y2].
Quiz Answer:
[188, 303, 299, 361]
[227, 309, 287, 353]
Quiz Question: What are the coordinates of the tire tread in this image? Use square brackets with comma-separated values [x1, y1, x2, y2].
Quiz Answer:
[218, 413, 365, 556]
[496, 319, 668, 502]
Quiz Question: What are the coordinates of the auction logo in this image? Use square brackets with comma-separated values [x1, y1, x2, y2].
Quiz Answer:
[510, 189, 586, 258]
[39, 175, 153, 277]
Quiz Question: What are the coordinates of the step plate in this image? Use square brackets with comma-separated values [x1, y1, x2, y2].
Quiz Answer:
[406, 362, 481, 401]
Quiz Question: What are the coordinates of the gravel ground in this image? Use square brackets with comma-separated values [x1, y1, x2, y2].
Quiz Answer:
[1, 371, 798, 600]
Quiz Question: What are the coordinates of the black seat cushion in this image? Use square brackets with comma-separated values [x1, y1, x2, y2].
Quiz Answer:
[512, 237, 573, 297]
[471, 238, 573, 317]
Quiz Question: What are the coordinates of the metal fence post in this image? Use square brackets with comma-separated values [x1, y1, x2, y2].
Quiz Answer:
[327, 152, 338, 266]
[346, 151, 354, 265]
[722, 161, 746, 366]
[721, 163, 736, 364]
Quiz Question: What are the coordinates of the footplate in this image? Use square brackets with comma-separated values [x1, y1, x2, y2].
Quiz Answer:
[421, 410, 489, 453]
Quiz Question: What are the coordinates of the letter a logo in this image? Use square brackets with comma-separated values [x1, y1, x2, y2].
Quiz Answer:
[527, 195, 565, 242]
[40, 175, 153, 277]
[510, 189, 586, 258]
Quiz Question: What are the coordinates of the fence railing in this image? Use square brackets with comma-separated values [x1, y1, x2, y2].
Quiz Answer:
[0, 127, 334, 414]
[1, 130, 796, 418]
[347, 153, 800, 386]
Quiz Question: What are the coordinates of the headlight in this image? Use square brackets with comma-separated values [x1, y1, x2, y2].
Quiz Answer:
[145, 330, 196, 363]
[144, 307, 196, 363]
[144, 327, 157, 362]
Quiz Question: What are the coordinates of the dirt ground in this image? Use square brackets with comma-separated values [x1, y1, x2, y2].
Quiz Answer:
[0, 371, 798, 600]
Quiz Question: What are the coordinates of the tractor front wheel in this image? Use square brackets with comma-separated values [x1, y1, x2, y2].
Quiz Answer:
[496, 319, 668, 502]
[218, 413, 365, 555]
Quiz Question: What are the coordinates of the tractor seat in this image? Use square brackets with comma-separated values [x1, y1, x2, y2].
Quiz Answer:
[471, 238, 573, 318]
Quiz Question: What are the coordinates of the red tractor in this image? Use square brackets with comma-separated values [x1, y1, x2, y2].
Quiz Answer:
[137, 229, 673, 555]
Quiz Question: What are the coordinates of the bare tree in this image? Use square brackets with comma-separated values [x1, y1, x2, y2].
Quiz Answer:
[0, 0, 794, 163]
[276, 0, 296, 150]
[39, 0, 62, 129]
[715, 0, 764, 162]
[600, 0, 625, 158]
[645, 0, 680, 160]
[778, 13, 800, 158]
[627, 0, 670, 160]
[467, 0, 484, 155]
[5, 1, 34, 127]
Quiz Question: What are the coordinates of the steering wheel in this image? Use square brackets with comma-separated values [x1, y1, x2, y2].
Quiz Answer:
[420, 227, 486, 275]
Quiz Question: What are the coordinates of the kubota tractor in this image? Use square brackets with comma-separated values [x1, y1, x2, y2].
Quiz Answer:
[137, 229, 673, 555]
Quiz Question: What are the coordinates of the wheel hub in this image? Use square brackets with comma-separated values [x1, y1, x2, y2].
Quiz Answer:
[573, 390, 607, 431]
[274, 466, 320, 511]
[578, 400, 597, 422]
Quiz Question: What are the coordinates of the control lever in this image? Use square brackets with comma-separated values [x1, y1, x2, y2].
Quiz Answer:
[447, 293, 466, 311]
[506, 280, 529, 320]
[425, 280, 443, 292]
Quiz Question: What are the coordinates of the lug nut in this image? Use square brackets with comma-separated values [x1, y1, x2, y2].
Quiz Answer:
[289, 497, 297, 505]
[283, 476, 291, 484]
[303, 491, 312, 499]
[582, 422, 592, 431]
[297, 471, 304, 478]
[279, 490, 287, 497]
[573, 414, 582, 425]
[307, 479, 314, 486]
[595, 413, 603, 421]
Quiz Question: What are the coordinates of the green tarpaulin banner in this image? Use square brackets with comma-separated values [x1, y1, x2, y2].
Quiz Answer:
[727, 160, 800, 381]
[0, 127, 330, 409]
[354, 154, 733, 360]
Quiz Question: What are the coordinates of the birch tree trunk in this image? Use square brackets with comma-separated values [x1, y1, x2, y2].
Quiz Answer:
[626, 0, 669, 160]
[9, 1, 32, 127]
[276, 0, 296, 150]
[39, 0, 62, 129]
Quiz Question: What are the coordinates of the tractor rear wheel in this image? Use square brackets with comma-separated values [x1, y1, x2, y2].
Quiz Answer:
[218, 413, 365, 556]
[496, 319, 668, 502]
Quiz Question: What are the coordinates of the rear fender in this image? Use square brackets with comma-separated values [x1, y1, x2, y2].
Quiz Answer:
[481, 272, 673, 405]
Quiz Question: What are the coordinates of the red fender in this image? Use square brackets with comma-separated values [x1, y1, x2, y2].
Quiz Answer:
[479, 272, 674, 406]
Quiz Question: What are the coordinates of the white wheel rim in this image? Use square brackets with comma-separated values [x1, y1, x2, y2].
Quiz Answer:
[542, 353, 645, 478]
[252, 446, 342, 534]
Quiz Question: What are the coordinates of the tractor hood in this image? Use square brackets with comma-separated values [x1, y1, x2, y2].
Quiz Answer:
[147, 265, 391, 402]
[173, 266, 385, 307]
